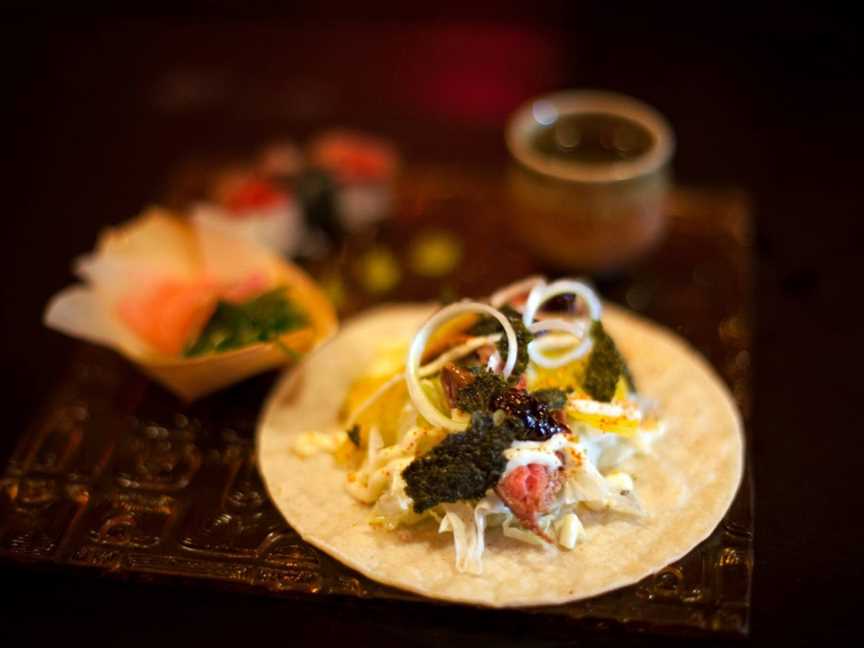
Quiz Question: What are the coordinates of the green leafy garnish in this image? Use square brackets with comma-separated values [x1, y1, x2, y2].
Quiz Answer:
[183, 287, 307, 357]
[445, 365, 567, 440]
[583, 320, 636, 401]
[402, 411, 523, 513]
[621, 358, 637, 393]
[452, 366, 507, 413]
[346, 424, 361, 448]
[530, 388, 569, 411]
[468, 305, 534, 381]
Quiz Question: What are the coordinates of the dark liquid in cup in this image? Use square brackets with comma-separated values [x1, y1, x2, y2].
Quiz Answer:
[532, 113, 654, 164]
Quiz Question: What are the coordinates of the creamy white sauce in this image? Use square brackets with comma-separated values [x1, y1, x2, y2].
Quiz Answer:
[503, 433, 569, 475]
[568, 398, 642, 421]
[605, 470, 634, 494]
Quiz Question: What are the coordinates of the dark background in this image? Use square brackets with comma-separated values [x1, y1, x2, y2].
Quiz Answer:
[1, 4, 861, 646]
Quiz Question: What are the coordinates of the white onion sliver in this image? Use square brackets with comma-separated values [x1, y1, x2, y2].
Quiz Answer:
[406, 301, 518, 432]
[490, 276, 546, 309]
[418, 334, 501, 378]
[530, 318, 589, 338]
[522, 279, 603, 326]
[527, 318, 594, 368]
[522, 281, 549, 326]
[531, 333, 582, 351]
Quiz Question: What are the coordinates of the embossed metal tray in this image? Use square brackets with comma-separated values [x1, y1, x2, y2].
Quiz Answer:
[0, 170, 753, 638]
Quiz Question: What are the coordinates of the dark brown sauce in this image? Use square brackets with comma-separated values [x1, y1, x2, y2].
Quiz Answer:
[532, 113, 654, 163]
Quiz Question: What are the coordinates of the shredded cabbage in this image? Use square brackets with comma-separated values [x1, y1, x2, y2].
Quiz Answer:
[439, 502, 482, 574]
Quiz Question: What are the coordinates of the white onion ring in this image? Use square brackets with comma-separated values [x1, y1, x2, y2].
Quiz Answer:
[522, 279, 602, 326]
[406, 301, 518, 431]
[490, 275, 546, 309]
[527, 318, 593, 368]
[530, 318, 589, 338]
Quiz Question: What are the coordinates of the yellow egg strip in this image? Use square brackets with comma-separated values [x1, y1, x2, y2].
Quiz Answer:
[566, 398, 642, 436]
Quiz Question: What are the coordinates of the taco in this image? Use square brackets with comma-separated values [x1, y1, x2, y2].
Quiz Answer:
[258, 277, 743, 607]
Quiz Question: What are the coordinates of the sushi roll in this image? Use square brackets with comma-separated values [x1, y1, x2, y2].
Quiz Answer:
[191, 168, 304, 256]
[306, 130, 400, 233]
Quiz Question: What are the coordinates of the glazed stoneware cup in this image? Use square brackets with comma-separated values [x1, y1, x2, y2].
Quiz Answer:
[506, 90, 675, 272]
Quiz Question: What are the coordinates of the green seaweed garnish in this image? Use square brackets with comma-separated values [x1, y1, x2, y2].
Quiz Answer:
[447, 366, 567, 440]
[183, 287, 307, 357]
[583, 320, 635, 401]
[346, 424, 361, 448]
[621, 349, 637, 392]
[468, 305, 533, 381]
[452, 366, 507, 413]
[402, 411, 523, 513]
[530, 388, 569, 411]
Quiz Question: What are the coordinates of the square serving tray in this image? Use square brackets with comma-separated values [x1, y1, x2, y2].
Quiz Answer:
[0, 169, 753, 638]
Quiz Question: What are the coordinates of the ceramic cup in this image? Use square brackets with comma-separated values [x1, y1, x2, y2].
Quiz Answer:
[506, 90, 675, 272]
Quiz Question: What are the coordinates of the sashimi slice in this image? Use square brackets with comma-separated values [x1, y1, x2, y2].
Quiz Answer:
[116, 278, 218, 355]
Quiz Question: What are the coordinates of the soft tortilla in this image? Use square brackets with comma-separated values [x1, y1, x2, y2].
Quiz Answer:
[258, 303, 743, 607]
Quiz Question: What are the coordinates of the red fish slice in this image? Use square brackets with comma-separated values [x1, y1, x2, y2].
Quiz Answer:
[496, 463, 564, 542]
[116, 278, 219, 356]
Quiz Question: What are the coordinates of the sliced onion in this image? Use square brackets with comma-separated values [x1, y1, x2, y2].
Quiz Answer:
[531, 333, 582, 351]
[407, 301, 518, 431]
[530, 317, 589, 338]
[490, 275, 546, 309]
[522, 279, 602, 326]
[418, 334, 501, 378]
[527, 318, 593, 368]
